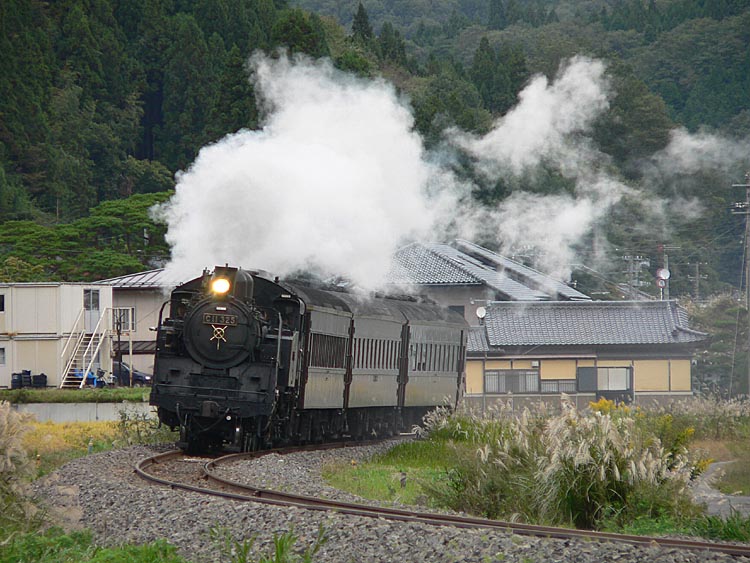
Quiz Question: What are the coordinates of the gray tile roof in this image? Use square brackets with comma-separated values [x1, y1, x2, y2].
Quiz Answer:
[387, 242, 552, 301]
[467, 326, 490, 353]
[454, 239, 590, 301]
[387, 242, 481, 285]
[479, 300, 708, 348]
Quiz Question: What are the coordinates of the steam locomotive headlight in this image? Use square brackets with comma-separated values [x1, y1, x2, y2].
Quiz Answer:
[211, 278, 231, 295]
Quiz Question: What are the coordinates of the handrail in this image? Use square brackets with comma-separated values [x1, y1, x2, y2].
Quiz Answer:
[77, 307, 111, 389]
[61, 308, 85, 359]
[61, 331, 86, 386]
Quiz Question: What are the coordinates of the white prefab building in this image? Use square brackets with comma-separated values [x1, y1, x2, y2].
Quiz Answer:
[93, 269, 186, 375]
[0, 283, 114, 388]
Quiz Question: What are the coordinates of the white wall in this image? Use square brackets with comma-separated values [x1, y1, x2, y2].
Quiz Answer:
[0, 283, 113, 387]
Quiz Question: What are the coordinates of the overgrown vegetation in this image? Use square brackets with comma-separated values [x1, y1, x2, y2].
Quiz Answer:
[0, 401, 38, 535]
[415, 399, 702, 529]
[22, 407, 177, 478]
[0, 529, 186, 563]
[0, 404, 181, 561]
[327, 396, 750, 541]
[0, 387, 149, 404]
[211, 525, 327, 563]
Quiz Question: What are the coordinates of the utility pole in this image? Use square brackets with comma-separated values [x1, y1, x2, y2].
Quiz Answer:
[731, 172, 750, 395]
[688, 262, 708, 301]
[621, 254, 649, 298]
[657, 245, 680, 300]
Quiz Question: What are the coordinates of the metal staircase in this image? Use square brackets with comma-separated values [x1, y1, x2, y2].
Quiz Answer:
[60, 308, 110, 389]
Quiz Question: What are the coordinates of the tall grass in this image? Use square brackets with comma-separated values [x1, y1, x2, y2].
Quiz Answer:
[0, 401, 39, 534]
[420, 398, 700, 529]
[0, 528, 186, 563]
[211, 525, 327, 563]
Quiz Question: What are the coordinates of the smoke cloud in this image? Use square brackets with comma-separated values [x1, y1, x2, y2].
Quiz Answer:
[154, 54, 460, 286]
[155, 52, 749, 290]
[454, 57, 611, 177]
[453, 57, 631, 280]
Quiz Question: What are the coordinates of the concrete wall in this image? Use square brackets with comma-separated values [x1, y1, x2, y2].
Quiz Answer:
[417, 286, 497, 326]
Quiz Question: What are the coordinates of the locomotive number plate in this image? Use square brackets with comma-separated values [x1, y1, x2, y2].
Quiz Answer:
[202, 313, 238, 326]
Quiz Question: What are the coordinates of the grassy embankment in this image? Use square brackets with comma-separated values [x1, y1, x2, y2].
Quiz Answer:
[0, 400, 327, 563]
[324, 396, 750, 542]
[0, 387, 148, 404]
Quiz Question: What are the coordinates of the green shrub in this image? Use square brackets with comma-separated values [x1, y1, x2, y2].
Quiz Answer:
[114, 408, 177, 447]
[421, 398, 698, 530]
[0, 528, 186, 563]
[690, 510, 750, 542]
[211, 525, 327, 563]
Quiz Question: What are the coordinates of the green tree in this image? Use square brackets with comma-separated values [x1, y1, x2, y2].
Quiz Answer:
[351, 2, 373, 42]
[158, 14, 218, 170]
[469, 38, 528, 114]
[688, 296, 748, 396]
[412, 66, 492, 143]
[378, 22, 406, 64]
[593, 64, 674, 176]
[206, 45, 259, 138]
[118, 156, 174, 197]
[272, 9, 330, 57]
[0, 256, 45, 282]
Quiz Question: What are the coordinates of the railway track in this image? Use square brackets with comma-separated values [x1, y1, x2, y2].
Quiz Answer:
[135, 443, 750, 559]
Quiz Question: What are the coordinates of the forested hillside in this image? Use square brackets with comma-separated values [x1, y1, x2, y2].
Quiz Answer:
[1, 0, 749, 304]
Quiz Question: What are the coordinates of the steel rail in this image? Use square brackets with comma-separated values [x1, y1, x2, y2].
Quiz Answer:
[135, 446, 750, 559]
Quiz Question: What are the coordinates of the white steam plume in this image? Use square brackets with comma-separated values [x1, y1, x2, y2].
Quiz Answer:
[154, 54, 460, 287]
[453, 57, 630, 280]
[652, 128, 750, 175]
[455, 56, 610, 177]
[155, 51, 749, 291]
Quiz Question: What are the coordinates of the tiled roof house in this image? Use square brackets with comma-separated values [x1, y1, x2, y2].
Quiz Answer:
[387, 240, 589, 325]
[465, 300, 708, 409]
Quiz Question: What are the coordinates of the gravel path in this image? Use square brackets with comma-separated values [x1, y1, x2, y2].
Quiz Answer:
[31, 442, 749, 563]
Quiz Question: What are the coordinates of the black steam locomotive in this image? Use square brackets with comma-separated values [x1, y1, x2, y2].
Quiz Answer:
[150, 266, 467, 453]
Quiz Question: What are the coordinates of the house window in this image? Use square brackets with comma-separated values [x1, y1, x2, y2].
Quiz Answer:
[577, 367, 632, 392]
[598, 367, 631, 391]
[540, 380, 577, 393]
[448, 305, 465, 317]
[84, 289, 99, 311]
[485, 369, 539, 394]
[113, 307, 136, 332]
[0, 294, 5, 312]
[0, 347, 5, 365]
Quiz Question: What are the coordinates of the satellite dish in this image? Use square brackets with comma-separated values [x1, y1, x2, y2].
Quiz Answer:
[656, 268, 671, 280]
[476, 306, 487, 319]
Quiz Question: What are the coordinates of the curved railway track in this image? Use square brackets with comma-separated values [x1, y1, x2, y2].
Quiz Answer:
[135, 443, 750, 559]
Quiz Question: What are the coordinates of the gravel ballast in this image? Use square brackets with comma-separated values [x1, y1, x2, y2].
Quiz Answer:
[31, 442, 748, 563]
